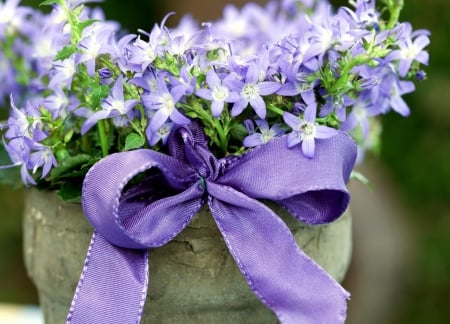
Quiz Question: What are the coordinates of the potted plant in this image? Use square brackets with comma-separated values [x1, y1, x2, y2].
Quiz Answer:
[0, 0, 429, 323]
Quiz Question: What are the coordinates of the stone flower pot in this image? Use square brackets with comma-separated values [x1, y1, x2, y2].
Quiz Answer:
[23, 189, 352, 324]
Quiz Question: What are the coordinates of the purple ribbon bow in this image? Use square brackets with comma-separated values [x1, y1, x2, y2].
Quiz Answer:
[67, 122, 356, 324]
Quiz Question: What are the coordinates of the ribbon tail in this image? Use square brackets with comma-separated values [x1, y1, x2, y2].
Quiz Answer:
[207, 181, 349, 324]
[67, 232, 148, 324]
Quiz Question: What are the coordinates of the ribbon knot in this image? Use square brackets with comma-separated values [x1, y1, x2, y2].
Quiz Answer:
[199, 176, 207, 191]
[67, 122, 357, 324]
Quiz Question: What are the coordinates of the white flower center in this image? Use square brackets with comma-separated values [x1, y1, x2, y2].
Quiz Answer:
[401, 44, 420, 59]
[161, 93, 175, 113]
[110, 100, 125, 114]
[299, 122, 315, 137]
[260, 128, 276, 143]
[320, 29, 334, 49]
[158, 124, 171, 137]
[82, 37, 101, 60]
[390, 85, 398, 98]
[353, 102, 367, 121]
[341, 32, 354, 44]
[296, 82, 312, 93]
[0, 4, 14, 24]
[51, 6, 67, 25]
[241, 83, 259, 100]
[34, 38, 54, 58]
[149, 79, 158, 92]
[55, 94, 69, 109]
[55, 59, 75, 79]
[211, 85, 229, 101]
[144, 46, 156, 62]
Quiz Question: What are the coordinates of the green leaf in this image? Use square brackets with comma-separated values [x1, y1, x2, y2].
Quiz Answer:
[229, 123, 248, 142]
[64, 129, 75, 144]
[78, 19, 98, 33]
[57, 181, 82, 203]
[124, 133, 146, 151]
[40, 0, 63, 7]
[90, 83, 110, 108]
[184, 111, 199, 119]
[48, 154, 93, 181]
[54, 44, 79, 61]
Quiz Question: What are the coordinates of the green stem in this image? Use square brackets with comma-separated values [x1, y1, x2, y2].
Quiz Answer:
[213, 119, 228, 154]
[128, 120, 144, 137]
[329, 54, 372, 93]
[267, 104, 285, 116]
[178, 100, 228, 153]
[97, 120, 109, 157]
[386, 0, 404, 29]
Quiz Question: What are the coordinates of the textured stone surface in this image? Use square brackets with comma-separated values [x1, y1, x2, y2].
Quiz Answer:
[23, 189, 352, 324]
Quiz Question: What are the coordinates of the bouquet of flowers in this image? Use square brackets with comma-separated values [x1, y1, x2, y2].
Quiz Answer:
[0, 0, 429, 323]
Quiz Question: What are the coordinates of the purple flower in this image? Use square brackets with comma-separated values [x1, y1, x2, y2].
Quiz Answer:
[78, 23, 116, 75]
[283, 101, 338, 158]
[276, 34, 319, 74]
[146, 121, 173, 146]
[228, 62, 280, 119]
[1, 137, 35, 186]
[0, 53, 19, 104]
[416, 70, 426, 81]
[300, 8, 369, 69]
[142, 75, 190, 132]
[49, 57, 76, 89]
[343, 0, 379, 30]
[0, 0, 18, 23]
[169, 15, 200, 41]
[98, 68, 113, 79]
[126, 36, 158, 71]
[43, 87, 70, 119]
[125, 14, 173, 72]
[379, 75, 415, 117]
[196, 69, 240, 117]
[355, 61, 415, 117]
[131, 69, 159, 92]
[81, 76, 139, 134]
[320, 94, 354, 121]
[32, 26, 70, 74]
[5, 96, 46, 142]
[102, 33, 137, 73]
[341, 97, 378, 138]
[243, 119, 285, 147]
[277, 65, 314, 97]
[27, 140, 57, 179]
[0, 0, 28, 33]
[386, 23, 430, 77]
[170, 66, 197, 97]
[98, 67, 114, 85]
[207, 2, 278, 57]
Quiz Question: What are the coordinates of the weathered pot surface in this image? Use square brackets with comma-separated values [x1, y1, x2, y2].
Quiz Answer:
[23, 189, 352, 324]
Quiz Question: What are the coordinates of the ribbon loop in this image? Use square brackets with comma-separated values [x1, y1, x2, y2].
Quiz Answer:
[206, 181, 349, 323]
[68, 122, 357, 324]
[217, 133, 355, 224]
[81, 149, 202, 249]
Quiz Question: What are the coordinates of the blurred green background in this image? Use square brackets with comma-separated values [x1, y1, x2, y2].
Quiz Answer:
[0, 1, 449, 323]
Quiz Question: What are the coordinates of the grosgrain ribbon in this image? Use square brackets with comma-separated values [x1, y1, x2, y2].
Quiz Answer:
[67, 122, 357, 324]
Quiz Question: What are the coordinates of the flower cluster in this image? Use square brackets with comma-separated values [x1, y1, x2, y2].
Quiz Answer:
[0, 0, 429, 194]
